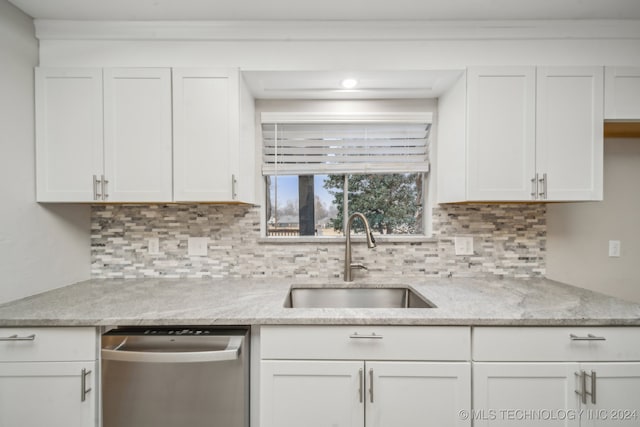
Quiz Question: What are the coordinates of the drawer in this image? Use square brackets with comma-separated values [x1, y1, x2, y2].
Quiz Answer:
[0, 327, 97, 362]
[473, 327, 640, 362]
[261, 326, 470, 361]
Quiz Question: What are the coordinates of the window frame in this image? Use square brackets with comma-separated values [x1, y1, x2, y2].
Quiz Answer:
[258, 112, 435, 242]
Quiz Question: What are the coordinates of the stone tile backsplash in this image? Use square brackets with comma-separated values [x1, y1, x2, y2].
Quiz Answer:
[91, 204, 546, 279]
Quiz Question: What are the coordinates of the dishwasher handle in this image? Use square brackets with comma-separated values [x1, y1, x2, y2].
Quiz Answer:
[101, 336, 242, 363]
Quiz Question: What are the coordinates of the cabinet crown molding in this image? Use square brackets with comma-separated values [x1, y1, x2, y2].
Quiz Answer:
[35, 19, 640, 41]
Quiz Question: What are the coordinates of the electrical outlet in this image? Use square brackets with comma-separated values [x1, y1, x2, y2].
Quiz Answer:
[148, 237, 160, 255]
[454, 237, 474, 256]
[609, 240, 621, 257]
[188, 237, 209, 257]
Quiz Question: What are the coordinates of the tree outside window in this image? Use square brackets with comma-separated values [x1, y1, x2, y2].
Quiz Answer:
[266, 173, 423, 237]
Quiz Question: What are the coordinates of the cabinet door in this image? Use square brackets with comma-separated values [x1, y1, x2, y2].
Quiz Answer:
[366, 361, 470, 427]
[473, 363, 580, 427]
[605, 67, 640, 120]
[536, 67, 604, 201]
[580, 363, 640, 427]
[466, 67, 536, 201]
[35, 68, 103, 202]
[103, 68, 172, 202]
[0, 361, 96, 427]
[173, 68, 238, 202]
[261, 360, 364, 427]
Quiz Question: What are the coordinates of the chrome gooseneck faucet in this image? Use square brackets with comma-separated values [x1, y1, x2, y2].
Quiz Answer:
[344, 212, 377, 282]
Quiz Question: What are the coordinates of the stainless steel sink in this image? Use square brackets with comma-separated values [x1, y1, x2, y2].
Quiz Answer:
[284, 286, 436, 309]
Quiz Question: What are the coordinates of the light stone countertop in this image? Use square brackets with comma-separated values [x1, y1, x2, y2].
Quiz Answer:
[1, 277, 640, 326]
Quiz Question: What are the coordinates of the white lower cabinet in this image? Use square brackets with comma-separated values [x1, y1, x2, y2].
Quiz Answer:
[579, 363, 640, 427]
[473, 363, 640, 427]
[0, 361, 96, 427]
[472, 327, 640, 427]
[473, 363, 580, 427]
[366, 361, 470, 427]
[261, 360, 364, 427]
[261, 360, 470, 427]
[259, 326, 471, 427]
[0, 328, 98, 427]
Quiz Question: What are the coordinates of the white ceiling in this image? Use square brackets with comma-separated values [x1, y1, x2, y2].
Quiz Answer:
[8, 0, 640, 21]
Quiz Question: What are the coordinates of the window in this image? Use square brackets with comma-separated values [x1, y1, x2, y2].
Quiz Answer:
[261, 113, 432, 238]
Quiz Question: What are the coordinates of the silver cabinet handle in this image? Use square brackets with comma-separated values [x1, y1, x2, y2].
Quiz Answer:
[539, 172, 547, 200]
[231, 174, 238, 200]
[576, 370, 597, 405]
[358, 368, 364, 403]
[530, 175, 538, 199]
[92, 175, 99, 200]
[369, 368, 374, 403]
[102, 336, 242, 363]
[101, 174, 109, 200]
[0, 334, 36, 341]
[575, 371, 587, 404]
[81, 368, 92, 402]
[586, 370, 596, 404]
[570, 334, 606, 341]
[93, 175, 102, 200]
[349, 332, 383, 339]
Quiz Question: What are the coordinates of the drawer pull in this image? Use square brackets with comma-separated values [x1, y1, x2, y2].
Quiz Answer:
[0, 334, 36, 341]
[570, 334, 606, 341]
[81, 368, 92, 402]
[349, 332, 383, 340]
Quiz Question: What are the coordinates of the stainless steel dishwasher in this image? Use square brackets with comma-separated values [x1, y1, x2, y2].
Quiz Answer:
[101, 327, 249, 427]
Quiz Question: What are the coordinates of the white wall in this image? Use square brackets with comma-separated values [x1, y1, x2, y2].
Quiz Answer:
[547, 138, 640, 303]
[0, 0, 90, 304]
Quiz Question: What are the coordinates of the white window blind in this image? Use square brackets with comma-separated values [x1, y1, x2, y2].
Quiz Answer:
[261, 114, 432, 175]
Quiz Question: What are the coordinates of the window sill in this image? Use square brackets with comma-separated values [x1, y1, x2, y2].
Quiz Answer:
[258, 235, 437, 244]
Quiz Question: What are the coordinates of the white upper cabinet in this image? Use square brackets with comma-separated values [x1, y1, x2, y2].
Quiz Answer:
[605, 67, 640, 120]
[37, 66, 255, 203]
[36, 67, 173, 203]
[536, 67, 603, 201]
[103, 68, 173, 202]
[437, 66, 603, 203]
[466, 67, 536, 201]
[173, 68, 256, 203]
[35, 68, 103, 202]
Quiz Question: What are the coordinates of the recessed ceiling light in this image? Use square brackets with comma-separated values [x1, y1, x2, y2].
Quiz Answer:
[340, 78, 358, 89]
